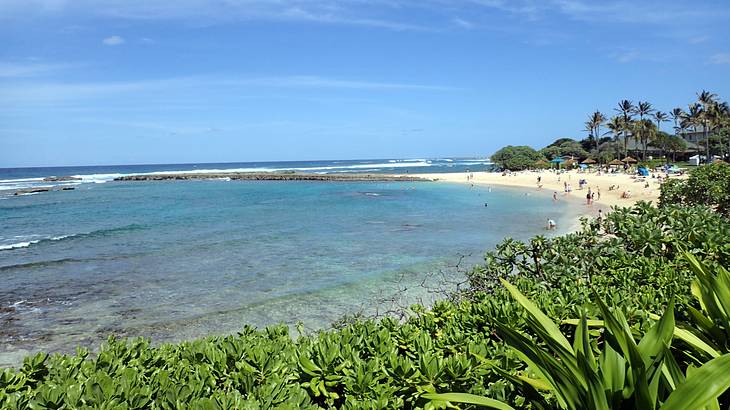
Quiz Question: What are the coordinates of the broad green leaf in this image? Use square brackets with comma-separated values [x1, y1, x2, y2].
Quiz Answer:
[500, 279, 572, 352]
[422, 393, 516, 410]
[661, 354, 730, 410]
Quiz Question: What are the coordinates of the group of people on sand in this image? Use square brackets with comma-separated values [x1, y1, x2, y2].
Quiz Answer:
[585, 187, 601, 205]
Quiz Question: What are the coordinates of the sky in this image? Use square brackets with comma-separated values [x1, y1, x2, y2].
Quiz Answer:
[1, 0, 729, 167]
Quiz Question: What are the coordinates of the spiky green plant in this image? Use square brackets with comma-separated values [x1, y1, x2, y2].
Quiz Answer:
[425, 278, 730, 409]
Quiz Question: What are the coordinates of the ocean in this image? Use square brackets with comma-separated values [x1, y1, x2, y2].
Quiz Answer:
[0, 158, 579, 367]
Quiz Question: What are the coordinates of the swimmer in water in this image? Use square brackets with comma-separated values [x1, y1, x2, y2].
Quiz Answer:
[547, 218, 556, 230]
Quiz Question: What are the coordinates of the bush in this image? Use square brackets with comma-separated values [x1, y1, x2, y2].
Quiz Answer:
[491, 146, 543, 170]
[659, 162, 730, 216]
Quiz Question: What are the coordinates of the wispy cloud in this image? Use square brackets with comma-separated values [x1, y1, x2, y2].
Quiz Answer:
[0, 61, 74, 78]
[0, 75, 459, 105]
[451, 17, 474, 29]
[609, 50, 640, 64]
[102, 35, 125, 45]
[709, 53, 730, 65]
[0, 0, 726, 33]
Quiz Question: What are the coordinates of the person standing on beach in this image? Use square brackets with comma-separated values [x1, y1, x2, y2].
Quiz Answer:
[553, 192, 558, 201]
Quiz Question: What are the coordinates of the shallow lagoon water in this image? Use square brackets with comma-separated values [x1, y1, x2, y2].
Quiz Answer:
[0, 178, 578, 367]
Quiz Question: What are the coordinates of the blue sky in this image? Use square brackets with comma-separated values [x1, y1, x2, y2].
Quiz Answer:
[1, 1, 729, 167]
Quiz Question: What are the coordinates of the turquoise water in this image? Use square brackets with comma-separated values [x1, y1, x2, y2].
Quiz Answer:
[0, 164, 578, 367]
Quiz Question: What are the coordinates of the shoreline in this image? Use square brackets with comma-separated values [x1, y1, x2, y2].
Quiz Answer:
[411, 169, 662, 232]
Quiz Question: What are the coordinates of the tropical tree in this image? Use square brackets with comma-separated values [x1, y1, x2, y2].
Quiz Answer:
[615, 100, 635, 157]
[586, 111, 606, 161]
[631, 102, 655, 158]
[633, 118, 657, 160]
[666, 135, 687, 162]
[697, 90, 718, 163]
[682, 103, 703, 157]
[634, 101, 655, 120]
[605, 116, 625, 159]
[654, 111, 668, 133]
[491, 145, 544, 170]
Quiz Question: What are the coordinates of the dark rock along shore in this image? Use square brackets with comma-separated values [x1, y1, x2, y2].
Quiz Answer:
[114, 173, 430, 182]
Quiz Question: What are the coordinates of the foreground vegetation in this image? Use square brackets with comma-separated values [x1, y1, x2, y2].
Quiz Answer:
[2, 166, 730, 409]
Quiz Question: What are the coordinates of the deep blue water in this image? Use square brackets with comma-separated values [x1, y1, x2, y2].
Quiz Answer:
[0, 159, 578, 367]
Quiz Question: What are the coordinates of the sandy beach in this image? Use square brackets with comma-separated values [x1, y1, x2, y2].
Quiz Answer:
[413, 169, 667, 229]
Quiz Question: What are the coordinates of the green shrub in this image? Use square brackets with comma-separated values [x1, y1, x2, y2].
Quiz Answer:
[659, 162, 730, 216]
[491, 146, 543, 171]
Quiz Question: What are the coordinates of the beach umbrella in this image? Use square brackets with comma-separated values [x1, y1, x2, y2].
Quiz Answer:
[581, 158, 597, 164]
[621, 156, 638, 163]
[608, 159, 623, 166]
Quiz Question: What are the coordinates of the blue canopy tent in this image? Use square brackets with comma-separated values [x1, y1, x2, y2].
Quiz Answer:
[637, 167, 649, 177]
[550, 157, 565, 169]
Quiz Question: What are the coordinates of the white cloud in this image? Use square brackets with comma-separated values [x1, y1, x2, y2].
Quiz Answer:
[0, 75, 459, 105]
[610, 50, 640, 64]
[0, 61, 72, 77]
[452, 17, 474, 29]
[0, 0, 726, 32]
[709, 53, 730, 65]
[102, 35, 125, 45]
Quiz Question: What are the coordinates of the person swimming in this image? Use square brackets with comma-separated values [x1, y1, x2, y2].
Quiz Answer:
[547, 218, 556, 230]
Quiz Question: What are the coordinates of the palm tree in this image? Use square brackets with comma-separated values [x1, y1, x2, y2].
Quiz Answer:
[632, 101, 654, 159]
[586, 111, 606, 161]
[670, 108, 684, 135]
[717, 101, 730, 159]
[683, 103, 703, 158]
[670, 108, 687, 161]
[697, 90, 717, 163]
[634, 101, 655, 120]
[614, 100, 635, 157]
[653, 111, 668, 131]
[653, 111, 669, 159]
[632, 118, 657, 160]
[605, 116, 624, 159]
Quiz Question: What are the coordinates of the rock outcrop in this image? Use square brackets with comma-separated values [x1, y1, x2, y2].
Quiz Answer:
[114, 173, 430, 182]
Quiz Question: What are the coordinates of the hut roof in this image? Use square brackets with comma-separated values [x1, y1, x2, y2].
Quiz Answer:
[608, 159, 624, 166]
[621, 156, 638, 163]
[581, 158, 597, 164]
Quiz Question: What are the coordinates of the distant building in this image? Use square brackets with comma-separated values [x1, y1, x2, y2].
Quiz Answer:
[623, 138, 700, 159]
[679, 126, 709, 144]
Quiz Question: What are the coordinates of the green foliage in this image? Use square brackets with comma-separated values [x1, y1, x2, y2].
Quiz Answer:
[539, 139, 589, 160]
[429, 277, 730, 410]
[659, 162, 730, 216]
[673, 254, 730, 361]
[491, 145, 543, 170]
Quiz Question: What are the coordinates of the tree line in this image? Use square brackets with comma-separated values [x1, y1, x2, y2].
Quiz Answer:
[492, 91, 730, 170]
